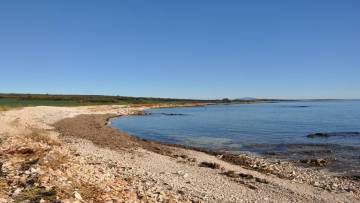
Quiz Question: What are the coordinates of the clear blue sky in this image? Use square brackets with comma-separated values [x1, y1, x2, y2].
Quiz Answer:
[0, 0, 359, 99]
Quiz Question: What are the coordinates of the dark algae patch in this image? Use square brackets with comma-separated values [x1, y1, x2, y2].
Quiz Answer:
[160, 113, 187, 116]
[307, 132, 360, 138]
[281, 105, 311, 108]
[198, 162, 221, 169]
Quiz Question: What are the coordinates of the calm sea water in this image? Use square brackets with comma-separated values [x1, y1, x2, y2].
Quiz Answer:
[112, 100, 360, 151]
[112, 100, 360, 173]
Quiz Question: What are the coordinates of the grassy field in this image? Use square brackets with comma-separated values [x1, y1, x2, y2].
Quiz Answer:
[0, 93, 210, 109]
[0, 93, 281, 111]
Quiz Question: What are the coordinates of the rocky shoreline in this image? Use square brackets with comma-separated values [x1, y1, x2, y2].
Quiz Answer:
[0, 105, 359, 202]
[109, 108, 360, 178]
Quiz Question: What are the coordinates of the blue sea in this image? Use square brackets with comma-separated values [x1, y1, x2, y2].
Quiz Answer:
[111, 100, 360, 173]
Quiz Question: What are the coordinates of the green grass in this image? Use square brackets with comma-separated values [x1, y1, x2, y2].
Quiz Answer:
[0, 98, 80, 107]
[0, 93, 209, 108]
[0, 93, 280, 109]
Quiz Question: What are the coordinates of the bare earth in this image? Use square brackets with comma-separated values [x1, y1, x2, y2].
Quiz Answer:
[0, 105, 359, 203]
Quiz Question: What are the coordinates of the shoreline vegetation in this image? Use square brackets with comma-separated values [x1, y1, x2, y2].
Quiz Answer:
[0, 103, 359, 202]
[1, 93, 354, 110]
[0, 93, 352, 113]
[0, 93, 289, 109]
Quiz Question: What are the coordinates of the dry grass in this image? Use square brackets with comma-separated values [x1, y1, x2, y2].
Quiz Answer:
[14, 186, 57, 202]
[0, 106, 23, 112]
[0, 178, 8, 196]
[75, 181, 105, 201]
[25, 132, 61, 146]
[0, 106, 12, 111]
[41, 150, 69, 170]
[55, 177, 107, 202]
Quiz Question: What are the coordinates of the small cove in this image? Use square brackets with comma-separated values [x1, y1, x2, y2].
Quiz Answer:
[111, 100, 360, 174]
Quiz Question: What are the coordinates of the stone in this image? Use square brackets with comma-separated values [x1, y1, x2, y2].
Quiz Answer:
[74, 191, 83, 200]
[17, 147, 35, 154]
[247, 184, 258, 190]
[177, 190, 185, 195]
[0, 198, 8, 203]
[238, 173, 254, 179]
[255, 177, 269, 184]
[307, 132, 360, 138]
[0, 162, 3, 176]
[18, 175, 28, 186]
[300, 159, 329, 166]
[331, 183, 338, 189]
[223, 170, 237, 178]
[12, 188, 23, 197]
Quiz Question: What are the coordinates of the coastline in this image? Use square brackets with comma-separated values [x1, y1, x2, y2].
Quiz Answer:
[109, 104, 360, 177]
[0, 105, 359, 202]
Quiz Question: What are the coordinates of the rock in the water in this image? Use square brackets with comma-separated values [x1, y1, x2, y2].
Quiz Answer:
[160, 113, 187, 116]
[307, 132, 360, 138]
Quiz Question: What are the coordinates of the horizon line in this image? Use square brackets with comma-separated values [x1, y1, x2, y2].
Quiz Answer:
[1, 92, 359, 101]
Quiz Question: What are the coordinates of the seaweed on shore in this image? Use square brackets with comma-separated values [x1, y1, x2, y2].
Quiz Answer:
[198, 162, 220, 169]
